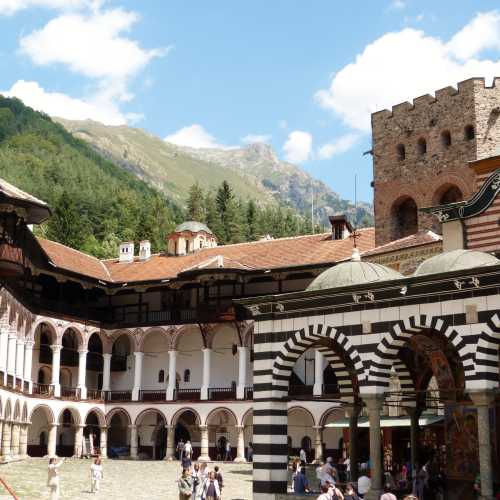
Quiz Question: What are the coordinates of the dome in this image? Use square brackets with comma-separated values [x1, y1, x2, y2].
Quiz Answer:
[306, 249, 404, 291]
[414, 249, 500, 276]
[174, 221, 213, 235]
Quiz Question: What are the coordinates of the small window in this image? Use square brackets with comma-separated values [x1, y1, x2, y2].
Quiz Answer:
[184, 369, 190, 383]
[465, 125, 475, 141]
[158, 369, 165, 383]
[441, 130, 451, 148]
[417, 138, 427, 155]
[396, 144, 405, 161]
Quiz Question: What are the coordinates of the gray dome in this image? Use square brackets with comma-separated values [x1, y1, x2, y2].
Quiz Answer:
[414, 249, 500, 276]
[307, 249, 404, 291]
[174, 221, 213, 235]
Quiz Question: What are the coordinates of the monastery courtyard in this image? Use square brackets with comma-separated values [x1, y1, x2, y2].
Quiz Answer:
[0, 459, 253, 499]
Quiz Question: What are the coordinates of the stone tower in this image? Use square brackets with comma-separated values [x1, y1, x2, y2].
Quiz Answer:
[372, 77, 500, 246]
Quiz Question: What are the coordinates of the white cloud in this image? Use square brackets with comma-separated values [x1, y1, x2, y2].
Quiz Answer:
[283, 130, 312, 164]
[0, 0, 95, 16]
[164, 124, 230, 149]
[390, 0, 406, 10]
[2, 80, 127, 125]
[318, 134, 359, 160]
[241, 134, 271, 144]
[315, 11, 500, 132]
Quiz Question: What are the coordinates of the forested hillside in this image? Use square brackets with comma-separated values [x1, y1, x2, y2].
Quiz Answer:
[0, 97, 315, 258]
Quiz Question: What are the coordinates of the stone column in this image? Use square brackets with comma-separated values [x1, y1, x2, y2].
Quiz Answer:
[0, 327, 9, 383]
[48, 423, 58, 457]
[236, 346, 248, 399]
[15, 339, 25, 386]
[0, 420, 4, 456]
[198, 425, 210, 461]
[51, 345, 62, 397]
[166, 350, 177, 401]
[23, 341, 34, 393]
[2, 421, 12, 461]
[201, 348, 211, 400]
[132, 351, 143, 401]
[102, 353, 112, 392]
[347, 405, 361, 482]
[164, 425, 175, 460]
[313, 349, 324, 396]
[19, 424, 28, 458]
[7, 334, 17, 378]
[74, 424, 84, 457]
[470, 391, 495, 500]
[100, 426, 108, 458]
[234, 425, 246, 462]
[363, 395, 384, 500]
[10, 422, 20, 458]
[77, 349, 88, 399]
[313, 425, 323, 464]
[129, 425, 138, 459]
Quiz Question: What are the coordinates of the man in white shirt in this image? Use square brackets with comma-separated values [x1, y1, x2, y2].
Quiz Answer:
[184, 440, 192, 459]
[344, 456, 351, 482]
[299, 448, 307, 464]
[357, 469, 371, 499]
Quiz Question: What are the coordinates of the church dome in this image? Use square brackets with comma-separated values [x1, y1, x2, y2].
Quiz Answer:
[174, 221, 213, 234]
[414, 249, 500, 276]
[306, 249, 404, 291]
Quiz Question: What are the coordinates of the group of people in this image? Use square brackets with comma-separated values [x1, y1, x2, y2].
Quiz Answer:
[178, 462, 224, 500]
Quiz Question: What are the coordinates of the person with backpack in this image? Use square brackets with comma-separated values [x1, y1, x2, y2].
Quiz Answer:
[214, 466, 223, 494]
[178, 467, 194, 500]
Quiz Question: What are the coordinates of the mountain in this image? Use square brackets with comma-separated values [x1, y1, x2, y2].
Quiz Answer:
[56, 118, 373, 227]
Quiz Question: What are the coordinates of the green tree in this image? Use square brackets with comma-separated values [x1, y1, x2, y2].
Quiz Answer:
[205, 191, 224, 242]
[187, 182, 205, 222]
[246, 200, 260, 241]
[0, 108, 16, 142]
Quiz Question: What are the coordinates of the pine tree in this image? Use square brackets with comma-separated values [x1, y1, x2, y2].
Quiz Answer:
[246, 200, 260, 241]
[187, 182, 205, 222]
[225, 198, 245, 243]
[205, 191, 224, 242]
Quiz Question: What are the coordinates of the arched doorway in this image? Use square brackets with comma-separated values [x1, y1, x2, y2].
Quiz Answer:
[172, 409, 201, 459]
[107, 409, 130, 458]
[434, 184, 463, 206]
[288, 407, 315, 462]
[57, 408, 80, 457]
[60, 328, 81, 396]
[84, 409, 105, 456]
[391, 197, 418, 240]
[32, 322, 56, 393]
[28, 405, 54, 457]
[206, 408, 238, 460]
[135, 410, 167, 460]
[87, 333, 104, 397]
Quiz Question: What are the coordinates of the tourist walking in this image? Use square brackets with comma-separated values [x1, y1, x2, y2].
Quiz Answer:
[192, 463, 202, 499]
[177, 439, 185, 460]
[184, 440, 193, 460]
[178, 467, 194, 500]
[380, 484, 397, 500]
[90, 457, 103, 493]
[357, 466, 371, 499]
[201, 470, 221, 500]
[47, 457, 65, 500]
[224, 441, 232, 461]
[214, 466, 224, 495]
[299, 447, 307, 466]
[343, 482, 360, 500]
[293, 468, 309, 494]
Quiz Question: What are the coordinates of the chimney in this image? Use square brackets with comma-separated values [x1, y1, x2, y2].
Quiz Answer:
[119, 242, 134, 263]
[329, 214, 353, 240]
[139, 240, 151, 261]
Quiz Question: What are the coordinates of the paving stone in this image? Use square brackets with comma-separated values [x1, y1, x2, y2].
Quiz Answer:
[0, 458, 253, 499]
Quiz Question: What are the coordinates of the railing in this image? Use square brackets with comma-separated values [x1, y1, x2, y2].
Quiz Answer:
[6, 374, 14, 388]
[174, 388, 201, 401]
[23, 381, 29, 392]
[289, 385, 314, 397]
[139, 390, 166, 402]
[15, 378, 22, 391]
[32, 383, 53, 396]
[86, 389, 105, 401]
[208, 387, 236, 401]
[244, 387, 253, 400]
[61, 386, 78, 399]
[104, 391, 132, 402]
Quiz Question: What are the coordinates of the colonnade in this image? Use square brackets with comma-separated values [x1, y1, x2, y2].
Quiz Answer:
[0, 418, 30, 461]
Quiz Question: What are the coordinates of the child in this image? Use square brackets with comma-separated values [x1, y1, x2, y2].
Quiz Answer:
[90, 457, 103, 493]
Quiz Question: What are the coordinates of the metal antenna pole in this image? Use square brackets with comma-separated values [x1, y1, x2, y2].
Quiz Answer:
[311, 179, 314, 234]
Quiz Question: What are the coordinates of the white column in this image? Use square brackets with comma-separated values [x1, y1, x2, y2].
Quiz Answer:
[6, 333, 17, 377]
[129, 425, 138, 459]
[132, 351, 143, 401]
[234, 425, 246, 462]
[313, 426, 323, 463]
[164, 425, 175, 460]
[23, 341, 34, 393]
[10, 423, 20, 458]
[0, 326, 9, 381]
[19, 424, 28, 458]
[74, 424, 84, 458]
[51, 345, 62, 397]
[102, 353, 112, 392]
[166, 350, 177, 401]
[201, 348, 211, 400]
[48, 423, 58, 457]
[236, 346, 248, 399]
[198, 425, 210, 461]
[100, 426, 108, 458]
[1, 421, 12, 461]
[77, 349, 88, 399]
[313, 349, 324, 396]
[364, 395, 384, 500]
[15, 339, 25, 386]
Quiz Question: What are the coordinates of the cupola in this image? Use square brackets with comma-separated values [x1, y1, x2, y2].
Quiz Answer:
[167, 221, 217, 256]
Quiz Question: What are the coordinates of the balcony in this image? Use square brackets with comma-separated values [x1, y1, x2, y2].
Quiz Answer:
[244, 387, 253, 400]
[6, 374, 14, 388]
[86, 389, 105, 401]
[174, 388, 201, 401]
[322, 384, 340, 397]
[32, 383, 53, 397]
[208, 387, 236, 401]
[139, 390, 166, 402]
[104, 390, 132, 402]
[61, 386, 78, 399]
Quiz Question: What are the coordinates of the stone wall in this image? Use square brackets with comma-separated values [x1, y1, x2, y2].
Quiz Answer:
[371, 78, 500, 245]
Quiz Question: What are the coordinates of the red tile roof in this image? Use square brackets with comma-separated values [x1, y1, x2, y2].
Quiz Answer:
[37, 228, 376, 283]
[361, 230, 442, 258]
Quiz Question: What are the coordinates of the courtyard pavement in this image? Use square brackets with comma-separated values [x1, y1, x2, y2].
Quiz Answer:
[0, 458, 253, 499]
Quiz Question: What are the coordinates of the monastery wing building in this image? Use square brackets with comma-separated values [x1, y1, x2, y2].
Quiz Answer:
[0, 78, 499, 500]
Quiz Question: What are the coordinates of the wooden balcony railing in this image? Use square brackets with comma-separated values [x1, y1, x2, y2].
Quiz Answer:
[244, 387, 253, 400]
[86, 389, 105, 401]
[6, 374, 14, 388]
[208, 387, 236, 401]
[174, 388, 201, 401]
[322, 384, 340, 396]
[104, 391, 132, 402]
[61, 386, 78, 399]
[15, 378, 22, 391]
[32, 383, 53, 396]
[139, 390, 166, 402]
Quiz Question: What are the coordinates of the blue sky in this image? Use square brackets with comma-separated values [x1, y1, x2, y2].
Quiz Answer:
[2, 1, 500, 203]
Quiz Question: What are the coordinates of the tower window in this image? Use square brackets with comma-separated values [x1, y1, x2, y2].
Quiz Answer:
[464, 125, 475, 141]
[417, 138, 427, 155]
[396, 144, 405, 161]
[441, 130, 451, 148]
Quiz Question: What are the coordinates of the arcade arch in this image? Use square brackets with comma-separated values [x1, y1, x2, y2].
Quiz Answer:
[28, 405, 54, 457]
[57, 407, 80, 457]
[135, 409, 167, 460]
[206, 407, 238, 460]
[110, 334, 133, 391]
[172, 408, 201, 457]
[107, 408, 131, 457]
[141, 330, 169, 392]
